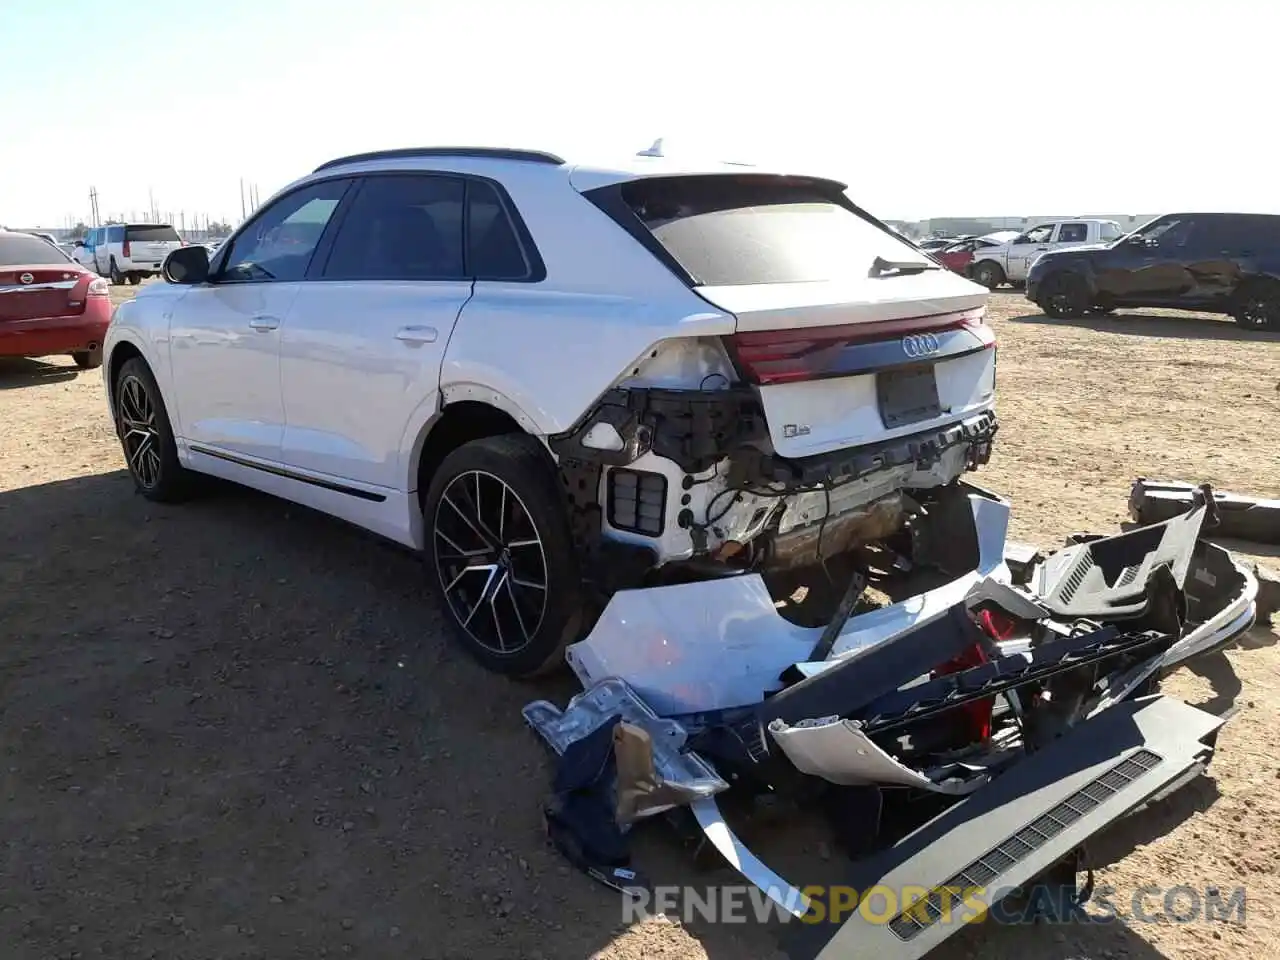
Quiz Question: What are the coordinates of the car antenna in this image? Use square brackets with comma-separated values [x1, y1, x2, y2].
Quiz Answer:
[637, 137, 665, 158]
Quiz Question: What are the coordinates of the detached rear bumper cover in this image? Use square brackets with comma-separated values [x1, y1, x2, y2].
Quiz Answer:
[532, 489, 1258, 954]
[566, 487, 1012, 716]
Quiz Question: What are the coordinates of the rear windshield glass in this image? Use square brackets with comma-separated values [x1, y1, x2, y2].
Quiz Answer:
[125, 225, 181, 243]
[619, 177, 907, 286]
[0, 235, 72, 266]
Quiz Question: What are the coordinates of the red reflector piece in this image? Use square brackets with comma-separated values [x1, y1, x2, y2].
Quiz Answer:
[977, 608, 1018, 641]
[933, 641, 993, 742]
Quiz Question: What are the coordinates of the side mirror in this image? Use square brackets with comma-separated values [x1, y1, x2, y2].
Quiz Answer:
[163, 244, 210, 285]
[1125, 235, 1149, 247]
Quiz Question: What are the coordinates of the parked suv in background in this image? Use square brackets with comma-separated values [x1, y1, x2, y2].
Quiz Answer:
[1028, 212, 1280, 328]
[968, 219, 1124, 289]
[75, 223, 184, 285]
[103, 146, 996, 677]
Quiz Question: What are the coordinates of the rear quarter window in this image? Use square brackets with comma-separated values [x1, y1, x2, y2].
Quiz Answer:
[594, 175, 913, 286]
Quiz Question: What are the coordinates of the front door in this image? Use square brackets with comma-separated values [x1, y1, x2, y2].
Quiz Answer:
[167, 178, 351, 462]
[1100, 216, 1199, 306]
[279, 173, 475, 490]
[1006, 223, 1055, 281]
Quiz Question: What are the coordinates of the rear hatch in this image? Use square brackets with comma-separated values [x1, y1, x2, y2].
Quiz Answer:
[124, 224, 183, 267]
[0, 234, 86, 321]
[600, 174, 995, 459]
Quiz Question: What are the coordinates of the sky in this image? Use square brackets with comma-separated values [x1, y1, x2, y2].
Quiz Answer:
[3, 0, 1278, 228]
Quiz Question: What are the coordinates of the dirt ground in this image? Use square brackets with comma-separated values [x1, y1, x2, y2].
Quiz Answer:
[1, 287, 1277, 960]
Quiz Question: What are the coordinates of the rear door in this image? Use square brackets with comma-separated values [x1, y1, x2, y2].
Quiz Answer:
[1101, 216, 1200, 306]
[124, 224, 182, 271]
[278, 173, 474, 489]
[604, 175, 994, 460]
[99, 226, 122, 273]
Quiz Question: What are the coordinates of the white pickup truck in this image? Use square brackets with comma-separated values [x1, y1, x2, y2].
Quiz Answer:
[968, 218, 1124, 289]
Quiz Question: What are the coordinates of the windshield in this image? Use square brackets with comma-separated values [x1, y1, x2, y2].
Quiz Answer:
[619, 176, 921, 285]
[0, 234, 73, 266]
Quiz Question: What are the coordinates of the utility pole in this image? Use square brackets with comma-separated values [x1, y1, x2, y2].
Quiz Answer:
[240, 179, 247, 219]
[88, 187, 100, 227]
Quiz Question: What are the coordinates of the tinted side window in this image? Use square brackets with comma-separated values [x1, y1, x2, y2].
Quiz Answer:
[467, 180, 532, 280]
[1144, 217, 1197, 248]
[324, 175, 465, 281]
[1057, 222, 1088, 243]
[220, 179, 349, 283]
[108, 226, 124, 242]
[1219, 216, 1279, 252]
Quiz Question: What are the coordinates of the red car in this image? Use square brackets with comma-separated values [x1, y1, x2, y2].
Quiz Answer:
[0, 231, 111, 369]
[933, 233, 1020, 278]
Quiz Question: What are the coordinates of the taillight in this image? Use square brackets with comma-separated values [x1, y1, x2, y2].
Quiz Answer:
[725, 308, 991, 386]
[87, 277, 109, 298]
[122, 240, 131, 258]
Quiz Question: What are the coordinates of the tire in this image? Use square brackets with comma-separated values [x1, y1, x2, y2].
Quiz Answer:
[1039, 273, 1090, 319]
[1232, 283, 1280, 331]
[71, 346, 103, 369]
[971, 260, 1005, 290]
[113, 357, 192, 502]
[109, 258, 124, 285]
[423, 433, 585, 678]
[127, 273, 139, 286]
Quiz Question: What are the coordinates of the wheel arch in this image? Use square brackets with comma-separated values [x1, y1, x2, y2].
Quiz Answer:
[105, 339, 146, 411]
[411, 400, 532, 500]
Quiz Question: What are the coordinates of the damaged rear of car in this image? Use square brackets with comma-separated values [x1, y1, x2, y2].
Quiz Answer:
[552, 171, 996, 592]
[524, 482, 1260, 958]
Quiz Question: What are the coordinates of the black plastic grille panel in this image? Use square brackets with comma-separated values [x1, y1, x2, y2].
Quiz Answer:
[607, 469, 667, 536]
[888, 749, 1162, 941]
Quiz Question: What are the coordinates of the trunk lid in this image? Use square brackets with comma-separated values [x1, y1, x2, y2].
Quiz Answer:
[0, 265, 87, 321]
[702, 276, 994, 459]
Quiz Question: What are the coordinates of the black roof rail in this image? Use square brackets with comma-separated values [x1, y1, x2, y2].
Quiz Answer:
[313, 147, 566, 173]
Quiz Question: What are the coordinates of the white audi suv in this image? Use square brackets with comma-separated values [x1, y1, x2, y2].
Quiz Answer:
[103, 146, 996, 676]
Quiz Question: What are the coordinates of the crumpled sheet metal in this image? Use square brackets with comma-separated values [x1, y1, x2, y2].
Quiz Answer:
[522, 678, 728, 805]
[766, 716, 989, 793]
[564, 490, 1012, 717]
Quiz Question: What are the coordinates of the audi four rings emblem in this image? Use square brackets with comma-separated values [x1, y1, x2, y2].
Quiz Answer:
[901, 332, 941, 358]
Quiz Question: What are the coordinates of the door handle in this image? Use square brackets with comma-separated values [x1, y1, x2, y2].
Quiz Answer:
[1035, 247, 1049, 251]
[248, 315, 280, 331]
[395, 325, 438, 344]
